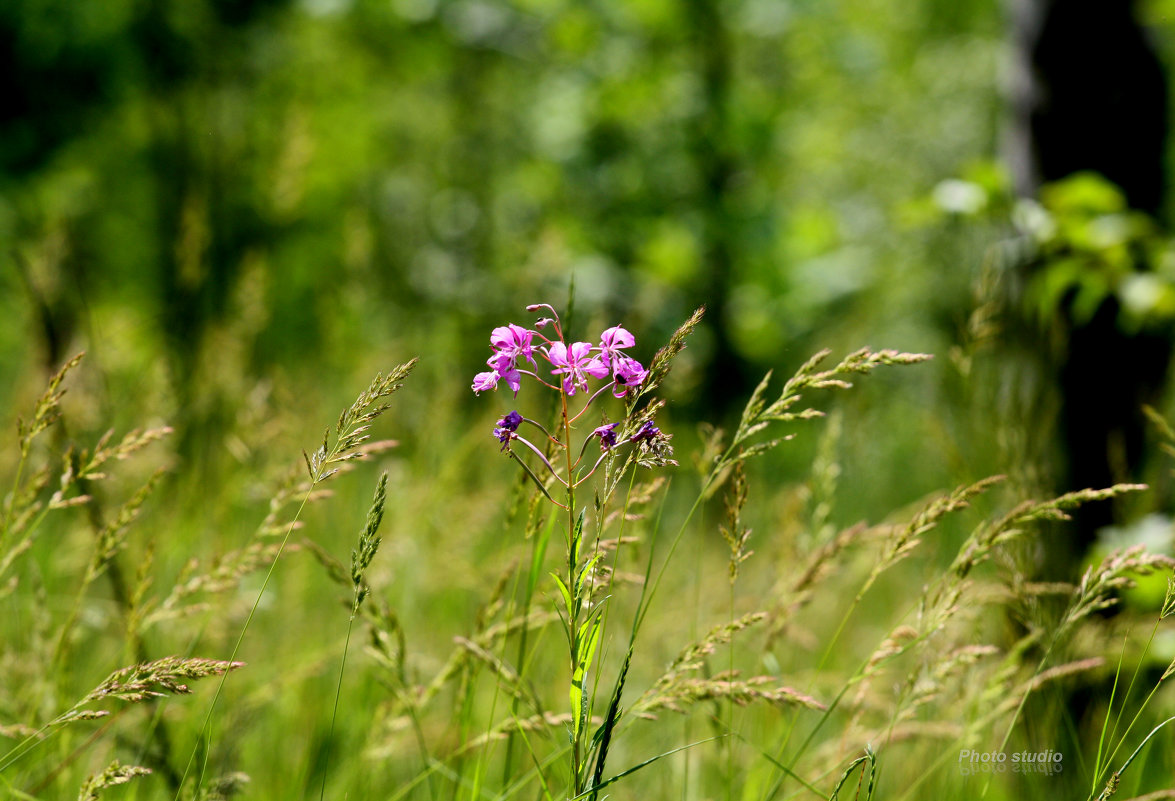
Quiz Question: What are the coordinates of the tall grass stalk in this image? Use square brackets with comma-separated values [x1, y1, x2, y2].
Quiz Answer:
[174, 360, 416, 799]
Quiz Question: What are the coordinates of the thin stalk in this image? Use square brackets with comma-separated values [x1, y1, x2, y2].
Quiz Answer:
[320, 606, 359, 801]
[511, 436, 566, 485]
[1095, 618, 1164, 790]
[1096, 678, 1169, 789]
[569, 384, 614, 425]
[1092, 632, 1130, 797]
[587, 470, 637, 711]
[768, 568, 880, 772]
[173, 491, 312, 800]
[761, 595, 929, 801]
[726, 579, 735, 801]
[561, 388, 582, 796]
[631, 441, 744, 640]
[50, 557, 101, 668]
[23, 712, 119, 796]
[516, 370, 562, 393]
[1094, 716, 1175, 801]
[507, 451, 568, 510]
[0, 449, 29, 556]
[470, 658, 506, 801]
[575, 451, 611, 484]
[502, 516, 546, 785]
[632, 489, 705, 639]
[0, 712, 96, 775]
[521, 417, 562, 447]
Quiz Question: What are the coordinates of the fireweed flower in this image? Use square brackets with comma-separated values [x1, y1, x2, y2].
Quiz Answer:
[471, 308, 646, 402]
[490, 324, 536, 367]
[488, 352, 523, 393]
[547, 341, 609, 396]
[471, 370, 499, 394]
[596, 326, 646, 398]
[598, 326, 636, 368]
[611, 355, 647, 398]
[472, 358, 521, 395]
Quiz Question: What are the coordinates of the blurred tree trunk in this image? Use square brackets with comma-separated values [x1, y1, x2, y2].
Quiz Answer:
[685, 0, 751, 413]
[1007, 0, 1172, 577]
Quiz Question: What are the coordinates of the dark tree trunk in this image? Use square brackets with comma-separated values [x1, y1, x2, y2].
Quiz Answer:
[685, 0, 753, 415]
[1008, 0, 1167, 215]
[1007, 0, 1172, 577]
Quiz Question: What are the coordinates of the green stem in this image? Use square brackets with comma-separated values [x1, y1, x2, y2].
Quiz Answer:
[0, 449, 29, 557]
[320, 603, 359, 801]
[561, 388, 582, 796]
[1092, 632, 1130, 796]
[726, 579, 735, 801]
[502, 518, 545, 786]
[1095, 619, 1163, 791]
[51, 559, 100, 668]
[173, 491, 312, 800]
[1095, 715, 1175, 801]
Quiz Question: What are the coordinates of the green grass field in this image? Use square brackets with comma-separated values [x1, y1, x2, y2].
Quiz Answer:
[2, 302, 1174, 801]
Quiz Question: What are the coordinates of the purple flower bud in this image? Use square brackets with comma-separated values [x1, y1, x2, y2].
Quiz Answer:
[497, 410, 524, 432]
[493, 410, 524, 451]
[591, 423, 619, 450]
[630, 419, 660, 442]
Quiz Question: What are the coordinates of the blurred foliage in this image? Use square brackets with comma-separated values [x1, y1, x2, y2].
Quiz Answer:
[926, 168, 1175, 335]
[2, 0, 1002, 408]
[1029, 174, 1175, 333]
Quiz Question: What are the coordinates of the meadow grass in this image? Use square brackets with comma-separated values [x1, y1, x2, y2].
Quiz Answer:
[0, 308, 1173, 800]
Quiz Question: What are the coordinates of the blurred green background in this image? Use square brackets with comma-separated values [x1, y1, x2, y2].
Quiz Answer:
[1, 0, 1004, 453]
[7, 0, 1175, 797]
[0, 0, 1022, 535]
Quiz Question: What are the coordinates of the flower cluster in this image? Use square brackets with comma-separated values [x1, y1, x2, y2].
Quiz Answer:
[472, 306, 647, 400]
[472, 304, 674, 505]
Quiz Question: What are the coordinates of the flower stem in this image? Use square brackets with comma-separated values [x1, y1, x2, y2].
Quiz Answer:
[575, 451, 612, 486]
[569, 383, 614, 425]
[512, 435, 567, 486]
[560, 387, 584, 796]
[521, 416, 563, 446]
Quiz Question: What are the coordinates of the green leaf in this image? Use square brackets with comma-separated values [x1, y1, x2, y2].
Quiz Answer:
[570, 736, 726, 799]
[569, 508, 586, 566]
[527, 512, 556, 600]
[577, 614, 603, 674]
[570, 678, 583, 740]
[589, 648, 632, 798]
[575, 554, 602, 597]
[551, 572, 574, 616]
[570, 614, 604, 744]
